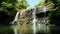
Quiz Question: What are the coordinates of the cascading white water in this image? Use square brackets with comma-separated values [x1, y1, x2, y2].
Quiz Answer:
[32, 8, 36, 34]
[10, 12, 19, 34]
[10, 12, 19, 24]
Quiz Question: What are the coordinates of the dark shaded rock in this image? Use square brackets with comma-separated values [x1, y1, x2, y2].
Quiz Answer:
[36, 12, 46, 18]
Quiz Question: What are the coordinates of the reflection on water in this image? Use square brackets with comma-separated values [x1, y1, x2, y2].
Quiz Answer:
[0, 25, 14, 34]
[10, 25, 18, 34]
[17, 24, 50, 34]
[0, 25, 60, 34]
[17, 24, 32, 34]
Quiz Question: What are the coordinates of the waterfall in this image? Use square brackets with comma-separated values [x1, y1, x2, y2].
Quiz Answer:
[10, 12, 19, 34]
[9, 6, 49, 34]
[10, 12, 19, 24]
[32, 8, 36, 34]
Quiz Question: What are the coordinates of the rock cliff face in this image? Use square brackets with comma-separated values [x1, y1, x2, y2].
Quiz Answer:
[16, 2, 54, 25]
[17, 9, 32, 25]
[17, 7, 50, 25]
[17, 7, 51, 34]
[16, 2, 54, 34]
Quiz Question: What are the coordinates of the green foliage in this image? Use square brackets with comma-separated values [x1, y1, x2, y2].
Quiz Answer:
[45, 0, 60, 24]
[16, 0, 29, 9]
[45, 0, 60, 15]
[58, 0, 60, 2]
[0, 0, 17, 16]
[0, 0, 29, 16]
[0, 0, 29, 24]
[1, 2, 13, 8]
[35, 0, 45, 7]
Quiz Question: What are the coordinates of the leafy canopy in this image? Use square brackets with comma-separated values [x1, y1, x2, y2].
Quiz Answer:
[0, 0, 29, 16]
[35, 0, 45, 7]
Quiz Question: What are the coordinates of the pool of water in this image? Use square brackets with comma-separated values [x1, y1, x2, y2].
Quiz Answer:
[0, 25, 14, 34]
[0, 25, 60, 34]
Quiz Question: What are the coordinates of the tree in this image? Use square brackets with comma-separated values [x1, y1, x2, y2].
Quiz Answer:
[0, 0, 18, 16]
[0, 0, 29, 16]
[45, 0, 60, 25]
[35, 0, 45, 7]
[0, 0, 29, 25]
[16, 0, 29, 9]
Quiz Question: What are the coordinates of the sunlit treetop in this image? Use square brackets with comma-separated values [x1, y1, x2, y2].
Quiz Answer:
[35, 0, 46, 7]
[16, 0, 29, 9]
